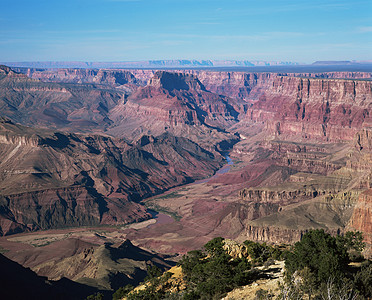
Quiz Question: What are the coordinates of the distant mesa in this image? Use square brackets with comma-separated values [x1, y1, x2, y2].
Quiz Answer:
[312, 60, 372, 65]
[0, 60, 299, 69]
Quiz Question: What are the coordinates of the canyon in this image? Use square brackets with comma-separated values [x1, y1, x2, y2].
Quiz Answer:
[0, 64, 371, 295]
[0, 117, 222, 235]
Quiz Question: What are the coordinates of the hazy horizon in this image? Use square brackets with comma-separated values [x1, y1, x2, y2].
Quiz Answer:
[1, 0, 371, 63]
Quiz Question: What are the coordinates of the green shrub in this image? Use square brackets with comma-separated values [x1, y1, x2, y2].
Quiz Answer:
[112, 284, 133, 300]
[285, 229, 349, 285]
[243, 240, 283, 264]
[283, 230, 371, 299]
[179, 237, 254, 299]
[145, 265, 163, 281]
[353, 261, 372, 298]
[86, 292, 104, 300]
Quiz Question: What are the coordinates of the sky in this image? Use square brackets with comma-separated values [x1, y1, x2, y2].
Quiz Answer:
[0, 0, 371, 63]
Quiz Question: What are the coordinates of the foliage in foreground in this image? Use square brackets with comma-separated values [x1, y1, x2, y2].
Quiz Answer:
[179, 237, 256, 299]
[113, 237, 282, 300]
[111, 231, 371, 300]
[281, 229, 371, 300]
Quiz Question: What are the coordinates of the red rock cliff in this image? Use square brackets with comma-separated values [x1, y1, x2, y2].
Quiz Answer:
[245, 76, 372, 141]
[349, 189, 372, 254]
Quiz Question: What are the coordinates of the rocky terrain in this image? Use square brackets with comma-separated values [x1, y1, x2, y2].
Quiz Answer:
[349, 189, 372, 253]
[107, 71, 242, 149]
[0, 117, 222, 235]
[123, 130, 370, 254]
[15, 67, 372, 100]
[0, 64, 371, 294]
[0, 66, 126, 133]
[0, 228, 174, 297]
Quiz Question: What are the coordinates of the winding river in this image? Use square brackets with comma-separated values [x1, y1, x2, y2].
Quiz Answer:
[147, 155, 233, 227]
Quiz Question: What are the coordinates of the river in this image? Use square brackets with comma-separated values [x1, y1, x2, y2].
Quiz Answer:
[147, 155, 233, 227]
[194, 154, 233, 184]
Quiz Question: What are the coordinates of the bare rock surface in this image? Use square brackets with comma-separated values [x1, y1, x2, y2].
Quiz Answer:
[349, 189, 372, 254]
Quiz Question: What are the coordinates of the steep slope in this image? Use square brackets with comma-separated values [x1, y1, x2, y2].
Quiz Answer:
[108, 71, 241, 148]
[15, 67, 154, 87]
[235, 128, 372, 247]
[20, 67, 140, 92]
[0, 118, 222, 235]
[0, 253, 98, 300]
[13, 67, 372, 101]
[183, 70, 372, 101]
[245, 76, 372, 141]
[349, 190, 372, 245]
[33, 239, 172, 290]
[0, 65, 125, 134]
[7, 65, 370, 143]
[0, 229, 174, 293]
[124, 126, 371, 254]
[0, 66, 243, 148]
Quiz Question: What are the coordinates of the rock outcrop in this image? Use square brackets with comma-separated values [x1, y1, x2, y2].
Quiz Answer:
[33, 239, 172, 290]
[6, 66, 371, 143]
[245, 76, 372, 141]
[21, 68, 139, 90]
[0, 67, 125, 132]
[107, 71, 241, 148]
[223, 239, 248, 259]
[1, 65, 371, 251]
[349, 189, 372, 247]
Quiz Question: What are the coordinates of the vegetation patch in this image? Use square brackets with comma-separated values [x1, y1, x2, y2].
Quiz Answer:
[154, 191, 184, 200]
[281, 229, 371, 299]
[145, 201, 182, 221]
[113, 238, 285, 299]
[110, 231, 371, 300]
[0, 246, 9, 254]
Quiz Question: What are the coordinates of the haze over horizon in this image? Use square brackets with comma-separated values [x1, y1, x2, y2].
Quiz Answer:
[1, 0, 371, 63]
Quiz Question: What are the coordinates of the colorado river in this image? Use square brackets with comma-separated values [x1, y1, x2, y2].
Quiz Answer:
[195, 155, 233, 184]
[147, 209, 174, 226]
[147, 155, 233, 227]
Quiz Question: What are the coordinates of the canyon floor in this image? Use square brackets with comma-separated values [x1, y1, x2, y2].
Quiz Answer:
[0, 65, 371, 296]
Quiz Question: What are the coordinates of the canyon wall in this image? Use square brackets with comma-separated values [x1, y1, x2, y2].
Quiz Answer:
[349, 189, 372, 246]
[1, 65, 371, 246]
[22, 68, 139, 87]
[15, 67, 372, 100]
[244, 76, 372, 141]
[12, 67, 371, 144]
[242, 225, 343, 244]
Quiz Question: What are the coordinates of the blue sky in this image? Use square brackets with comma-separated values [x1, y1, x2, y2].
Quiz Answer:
[0, 0, 371, 63]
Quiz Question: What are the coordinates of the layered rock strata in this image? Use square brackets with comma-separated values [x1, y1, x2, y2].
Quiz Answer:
[0, 119, 222, 235]
[349, 189, 372, 246]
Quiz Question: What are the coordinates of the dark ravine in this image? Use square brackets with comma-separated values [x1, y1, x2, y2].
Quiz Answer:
[0, 253, 100, 300]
